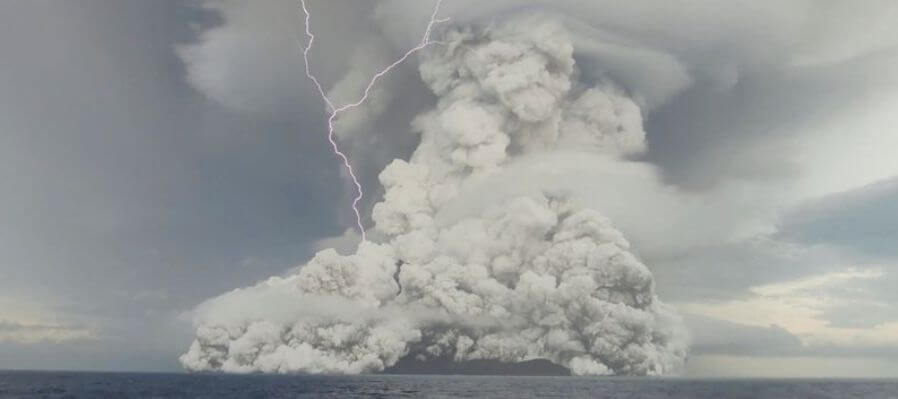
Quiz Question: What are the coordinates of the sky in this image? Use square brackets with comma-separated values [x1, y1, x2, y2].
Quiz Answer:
[1, 0, 898, 377]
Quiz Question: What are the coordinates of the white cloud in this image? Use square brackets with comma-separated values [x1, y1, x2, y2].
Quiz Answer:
[176, 0, 898, 376]
[0, 298, 96, 344]
[680, 267, 898, 354]
[0, 320, 95, 345]
[181, 14, 690, 376]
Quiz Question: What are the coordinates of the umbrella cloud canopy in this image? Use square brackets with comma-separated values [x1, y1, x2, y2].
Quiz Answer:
[180, 14, 688, 375]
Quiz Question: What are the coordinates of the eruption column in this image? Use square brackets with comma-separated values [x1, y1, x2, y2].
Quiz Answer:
[299, 0, 448, 242]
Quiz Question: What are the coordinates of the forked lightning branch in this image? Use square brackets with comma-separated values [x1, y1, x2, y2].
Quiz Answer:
[299, 0, 448, 242]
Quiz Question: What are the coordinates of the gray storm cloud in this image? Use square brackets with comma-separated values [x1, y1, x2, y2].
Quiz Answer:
[181, 13, 688, 376]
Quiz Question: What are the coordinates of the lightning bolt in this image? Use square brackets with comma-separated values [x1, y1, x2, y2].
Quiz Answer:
[299, 0, 448, 243]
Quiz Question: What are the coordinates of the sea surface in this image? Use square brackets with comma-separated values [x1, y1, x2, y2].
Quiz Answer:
[1, 371, 897, 398]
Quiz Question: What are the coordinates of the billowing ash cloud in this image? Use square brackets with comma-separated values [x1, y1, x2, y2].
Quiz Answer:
[181, 14, 688, 376]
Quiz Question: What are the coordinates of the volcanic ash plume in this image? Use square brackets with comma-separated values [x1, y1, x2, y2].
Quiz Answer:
[180, 15, 688, 376]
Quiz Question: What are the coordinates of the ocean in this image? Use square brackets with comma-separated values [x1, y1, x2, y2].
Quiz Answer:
[1, 371, 897, 398]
